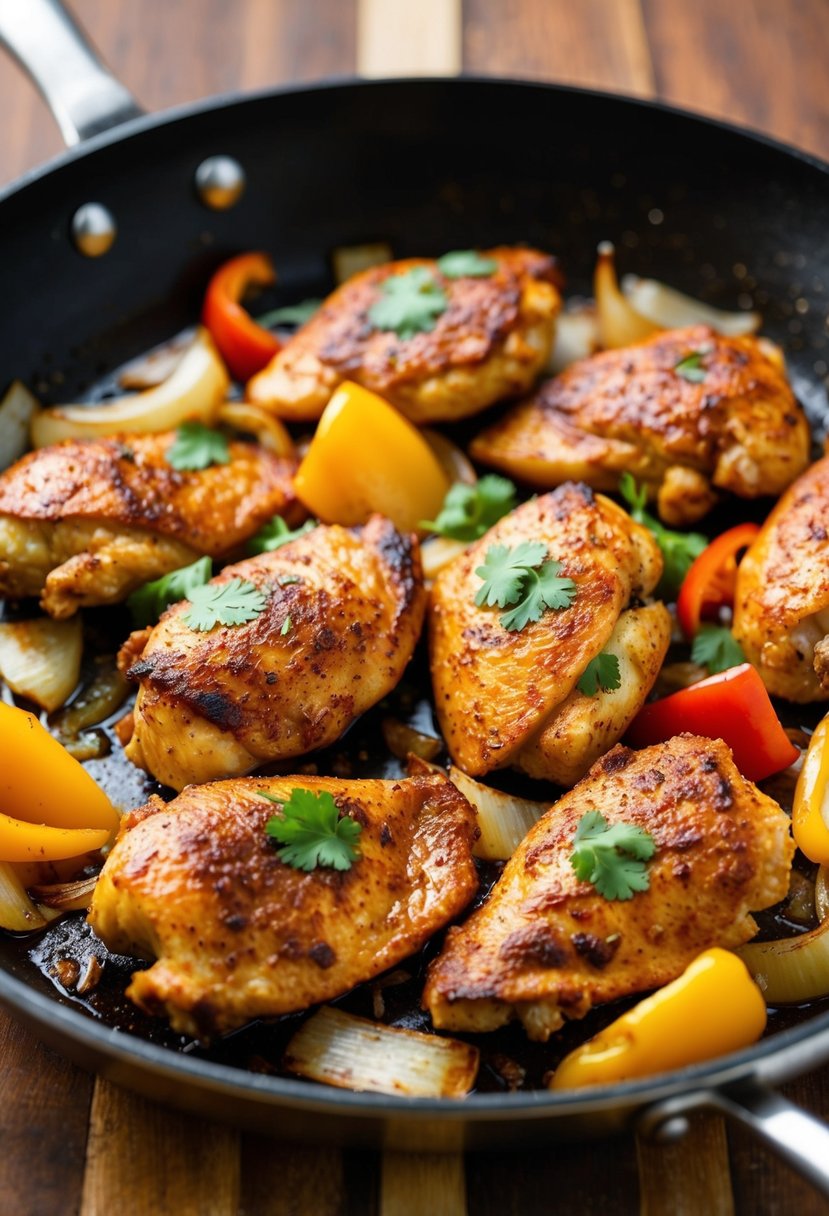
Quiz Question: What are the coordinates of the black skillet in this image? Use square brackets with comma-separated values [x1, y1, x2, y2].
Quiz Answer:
[2, 0, 829, 1191]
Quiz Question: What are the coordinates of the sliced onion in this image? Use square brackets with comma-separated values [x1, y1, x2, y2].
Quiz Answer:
[0, 862, 46, 931]
[594, 243, 660, 350]
[0, 617, 82, 712]
[332, 242, 393, 285]
[784, 871, 816, 926]
[816, 866, 829, 923]
[621, 274, 761, 337]
[421, 536, 468, 581]
[29, 874, 97, 911]
[216, 402, 295, 458]
[547, 306, 599, 373]
[381, 717, 442, 762]
[283, 1006, 479, 1097]
[737, 917, 829, 1003]
[448, 765, 547, 861]
[118, 328, 194, 389]
[0, 380, 39, 471]
[30, 327, 229, 447]
[51, 657, 129, 738]
[422, 429, 477, 487]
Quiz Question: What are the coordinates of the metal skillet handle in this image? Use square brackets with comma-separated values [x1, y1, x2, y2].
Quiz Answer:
[640, 1079, 829, 1198]
[0, 0, 143, 145]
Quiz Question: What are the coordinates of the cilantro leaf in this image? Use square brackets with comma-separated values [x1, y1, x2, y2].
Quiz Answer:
[436, 250, 497, 279]
[570, 811, 656, 901]
[127, 555, 212, 627]
[368, 267, 448, 340]
[256, 299, 322, 328]
[421, 475, 518, 541]
[167, 422, 230, 471]
[577, 652, 622, 696]
[675, 351, 707, 383]
[260, 787, 362, 872]
[475, 543, 577, 631]
[280, 615, 292, 636]
[182, 578, 267, 631]
[618, 472, 708, 597]
[247, 515, 318, 555]
[691, 623, 745, 674]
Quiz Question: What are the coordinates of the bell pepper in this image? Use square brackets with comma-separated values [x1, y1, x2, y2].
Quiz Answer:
[793, 713, 829, 864]
[676, 522, 760, 638]
[0, 813, 110, 863]
[625, 663, 799, 783]
[202, 252, 281, 382]
[293, 381, 451, 533]
[550, 948, 766, 1090]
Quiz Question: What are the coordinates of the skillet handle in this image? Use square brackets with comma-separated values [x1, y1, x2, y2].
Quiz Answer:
[639, 1080, 829, 1199]
[0, 0, 143, 146]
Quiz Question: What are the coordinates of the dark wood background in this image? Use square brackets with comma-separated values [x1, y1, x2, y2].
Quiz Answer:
[0, 1, 828, 1213]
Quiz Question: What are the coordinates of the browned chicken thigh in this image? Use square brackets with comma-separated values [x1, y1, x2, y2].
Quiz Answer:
[423, 735, 793, 1040]
[429, 484, 671, 785]
[247, 248, 561, 423]
[122, 515, 425, 790]
[470, 325, 809, 525]
[733, 455, 829, 701]
[89, 771, 479, 1038]
[0, 432, 300, 618]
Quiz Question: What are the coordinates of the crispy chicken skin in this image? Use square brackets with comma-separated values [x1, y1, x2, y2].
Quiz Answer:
[733, 455, 829, 701]
[429, 484, 671, 783]
[423, 735, 793, 1040]
[470, 326, 809, 525]
[123, 516, 426, 790]
[89, 771, 479, 1039]
[247, 248, 562, 424]
[0, 432, 300, 618]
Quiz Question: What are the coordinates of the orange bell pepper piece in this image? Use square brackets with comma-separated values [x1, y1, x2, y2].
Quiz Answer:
[0, 813, 110, 863]
[202, 252, 281, 382]
[793, 713, 829, 864]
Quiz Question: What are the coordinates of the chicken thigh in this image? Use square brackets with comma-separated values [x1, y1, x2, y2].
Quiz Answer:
[470, 326, 809, 525]
[423, 735, 793, 1040]
[247, 248, 561, 424]
[0, 433, 299, 618]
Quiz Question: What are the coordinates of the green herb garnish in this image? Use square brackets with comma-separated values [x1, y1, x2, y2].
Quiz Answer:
[619, 472, 707, 598]
[182, 578, 267, 632]
[674, 351, 707, 383]
[167, 422, 230, 471]
[247, 515, 318, 555]
[368, 267, 448, 340]
[280, 615, 292, 637]
[475, 542, 577, 632]
[570, 811, 656, 901]
[421, 475, 517, 541]
[436, 250, 497, 279]
[127, 555, 212, 627]
[261, 787, 362, 872]
[256, 299, 322, 328]
[577, 653, 622, 697]
[691, 623, 745, 674]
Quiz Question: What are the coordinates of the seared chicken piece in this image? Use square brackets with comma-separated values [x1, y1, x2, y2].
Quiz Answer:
[89, 771, 478, 1038]
[0, 433, 300, 618]
[247, 248, 562, 424]
[733, 455, 829, 701]
[429, 484, 671, 784]
[470, 326, 809, 525]
[423, 735, 793, 1040]
[123, 515, 425, 790]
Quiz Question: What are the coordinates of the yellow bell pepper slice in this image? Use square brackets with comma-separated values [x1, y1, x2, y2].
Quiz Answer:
[792, 713, 829, 864]
[549, 948, 766, 1091]
[0, 702, 118, 835]
[293, 381, 450, 533]
[0, 812, 110, 863]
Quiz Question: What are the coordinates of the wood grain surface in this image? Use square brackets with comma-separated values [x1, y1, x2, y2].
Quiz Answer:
[0, 2, 828, 1214]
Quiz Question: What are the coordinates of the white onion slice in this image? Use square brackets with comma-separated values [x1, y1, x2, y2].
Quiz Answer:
[816, 865, 829, 924]
[448, 766, 547, 861]
[118, 329, 194, 389]
[0, 380, 39, 471]
[547, 307, 599, 373]
[0, 862, 46, 932]
[737, 915, 829, 1003]
[621, 273, 761, 336]
[594, 242, 660, 350]
[423, 429, 477, 486]
[0, 617, 82, 712]
[421, 536, 468, 581]
[216, 402, 295, 458]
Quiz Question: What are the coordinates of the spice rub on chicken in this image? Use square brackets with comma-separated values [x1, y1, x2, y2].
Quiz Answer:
[733, 455, 829, 701]
[89, 771, 479, 1039]
[423, 735, 793, 1041]
[0, 432, 300, 618]
[247, 248, 562, 424]
[470, 326, 809, 526]
[429, 484, 671, 786]
[121, 515, 426, 790]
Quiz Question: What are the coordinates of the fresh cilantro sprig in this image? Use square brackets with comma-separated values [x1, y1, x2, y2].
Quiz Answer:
[127, 555, 212, 627]
[436, 250, 497, 279]
[260, 787, 362, 872]
[577, 652, 621, 697]
[368, 267, 448, 340]
[247, 515, 318, 555]
[421, 475, 518, 541]
[475, 542, 577, 631]
[167, 422, 230, 471]
[674, 350, 707, 383]
[619, 472, 707, 597]
[183, 578, 267, 631]
[570, 811, 656, 901]
[691, 623, 745, 674]
[256, 299, 322, 328]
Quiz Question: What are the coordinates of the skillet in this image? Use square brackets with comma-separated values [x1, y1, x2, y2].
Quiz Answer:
[2, 0, 829, 1191]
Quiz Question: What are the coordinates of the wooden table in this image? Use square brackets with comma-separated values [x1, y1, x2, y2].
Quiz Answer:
[1, 2, 828, 1212]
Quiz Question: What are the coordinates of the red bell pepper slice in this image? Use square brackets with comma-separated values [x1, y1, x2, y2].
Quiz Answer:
[625, 663, 799, 783]
[202, 252, 281, 382]
[676, 522, 760, 639]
